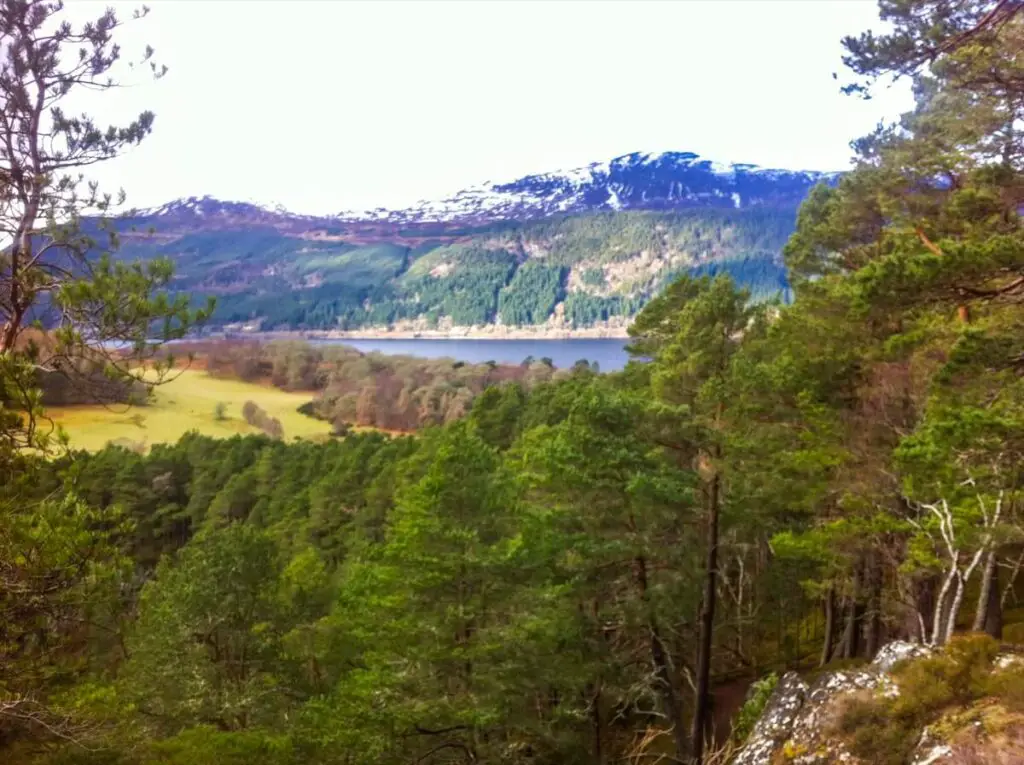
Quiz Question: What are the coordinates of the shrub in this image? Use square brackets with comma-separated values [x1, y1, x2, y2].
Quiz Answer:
[731, 672, 778, 744]
[898, 633, 998, 710]
[241, 400, 285, 440]
[107, 437, 147, 455]
[984, 663, 1024, 713]
[214, 402, 228, 421]
[837, 634, 1002, 765]
[264, 417, 284, 440]
[838, 693, 919, 765]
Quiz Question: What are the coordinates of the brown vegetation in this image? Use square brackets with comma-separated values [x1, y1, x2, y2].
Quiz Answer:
[172, 339, 566, 432]
[835, 635, 1024, 765]
[11, 329, 148, 407]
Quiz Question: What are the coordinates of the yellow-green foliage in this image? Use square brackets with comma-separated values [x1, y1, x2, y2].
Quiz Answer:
[1003, 607, 1024, 645]
[46, 369, 331, 452]
[836, 634, 1005, 765]
[732, 673, 780, 744]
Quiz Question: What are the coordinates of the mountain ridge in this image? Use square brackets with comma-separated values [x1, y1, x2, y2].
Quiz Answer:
[129, 150, 838, 231]
[109, 150, 831, 332]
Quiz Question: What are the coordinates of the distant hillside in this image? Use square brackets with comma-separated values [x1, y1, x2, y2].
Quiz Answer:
[110, 151, 835, 333]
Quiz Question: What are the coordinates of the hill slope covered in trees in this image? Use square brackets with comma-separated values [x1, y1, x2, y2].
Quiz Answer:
[110, 152, 832, 333]
[5, 1, 1024, 764]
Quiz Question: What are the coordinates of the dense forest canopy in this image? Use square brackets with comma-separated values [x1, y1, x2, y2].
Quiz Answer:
[2, 1, 1024, 765]
[132, 208, 797, 332]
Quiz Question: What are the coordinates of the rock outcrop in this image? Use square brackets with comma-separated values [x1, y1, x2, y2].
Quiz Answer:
[732, 662, 894, 764]
[731, 640, 1024, 765]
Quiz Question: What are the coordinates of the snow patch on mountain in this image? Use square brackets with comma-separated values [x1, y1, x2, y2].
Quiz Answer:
[134, 151, 840, 231]
[336, 150, 838, 225]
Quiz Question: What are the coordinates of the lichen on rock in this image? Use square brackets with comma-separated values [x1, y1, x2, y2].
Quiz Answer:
[872, 640, 932, 673]
[732, 672, 808, 765]
[730, 639, 1024, 765]
[732, 642, 925, 765]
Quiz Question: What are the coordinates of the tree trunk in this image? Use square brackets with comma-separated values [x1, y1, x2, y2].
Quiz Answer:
[911, 575, 937, 644]
[651, 625, 689, 761]
[589, 684, 605, 765]
[932, 555, 960, 645]
[633, 556, 688, 762]
[973, 549, 999, 636]
[864, 552, 883, 659]
[944, 543, 989, 644]
[690, 470, 720, 765]
[819, 587, 836, 668]
[1003, 549, 1024, 608]
[839, 600, 858, 660]
[839, 566, 861, 659]
[945, 572, 966, 644]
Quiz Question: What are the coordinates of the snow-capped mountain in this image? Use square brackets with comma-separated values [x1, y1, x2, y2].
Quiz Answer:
[126, 150, 837, 234]
[336, 151, 838, 226]
[106, 150, 829, 332]
[129, 196, 335, 233]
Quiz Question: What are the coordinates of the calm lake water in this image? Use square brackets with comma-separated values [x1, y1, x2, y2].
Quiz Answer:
[313, 338, 633, 371]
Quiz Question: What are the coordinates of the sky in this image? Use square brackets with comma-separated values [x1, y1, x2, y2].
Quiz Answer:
[70, 0, 914, 216]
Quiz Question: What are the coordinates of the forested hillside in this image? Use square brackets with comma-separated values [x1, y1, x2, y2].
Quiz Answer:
[3, 1, 1024, 765]
[113, 184, 806, 333]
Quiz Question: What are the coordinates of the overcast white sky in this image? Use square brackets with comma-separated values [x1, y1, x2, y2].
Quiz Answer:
[72, 0, 913, 215]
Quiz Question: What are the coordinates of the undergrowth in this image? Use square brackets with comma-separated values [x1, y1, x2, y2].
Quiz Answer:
[835, 634, 1024, 765]
[731, 672, 780, 745]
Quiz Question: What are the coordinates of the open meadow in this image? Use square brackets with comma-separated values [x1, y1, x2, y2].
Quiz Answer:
[45, 368, 333, 452]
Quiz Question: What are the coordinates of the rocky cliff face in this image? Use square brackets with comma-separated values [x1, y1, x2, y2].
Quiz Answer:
[733, 641, 1024, 765]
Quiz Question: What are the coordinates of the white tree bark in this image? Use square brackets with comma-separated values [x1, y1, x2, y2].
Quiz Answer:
[920, 492, 1002, 645]
[972, 549, 998, 632]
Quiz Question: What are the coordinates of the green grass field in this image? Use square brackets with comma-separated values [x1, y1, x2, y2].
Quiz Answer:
[46, 369, 333, 452]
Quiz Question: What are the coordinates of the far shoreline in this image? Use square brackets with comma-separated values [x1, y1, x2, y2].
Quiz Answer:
[200, 327, 633, 342]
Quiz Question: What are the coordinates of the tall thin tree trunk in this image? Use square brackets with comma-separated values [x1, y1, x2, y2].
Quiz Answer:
[864, 552, 883, 659]
[633, 556, 688, 762]
[838, 599, 855, 659]
[973, 549, 999, 635]
[651, 625, 688, 761]
[840, 566, 861, 659]
[945, 572, 967, 644]
[911, 575, 937, 644]
[944, 542, 989, 644]
[985, 570, 1004, 640]
[932, 555, 959, 645]
[690, 470, 720, 765]
[590, 683, 605, 765]
[819, 587, 836, 668]
[1002, 549, 1024, 609]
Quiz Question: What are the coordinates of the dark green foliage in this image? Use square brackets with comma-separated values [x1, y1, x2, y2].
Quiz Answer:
[683, 255, 790, 302]
[8, 3, 1024, 764]
[131, 208, 799, 330]
[399, 244, 516, 325]
[562, 292, 643, 324]
[498, 262, 565, 325]
[466, 383, 528, 449]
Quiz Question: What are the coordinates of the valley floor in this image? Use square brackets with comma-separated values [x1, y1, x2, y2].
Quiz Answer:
[46, 369, 332, 452]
